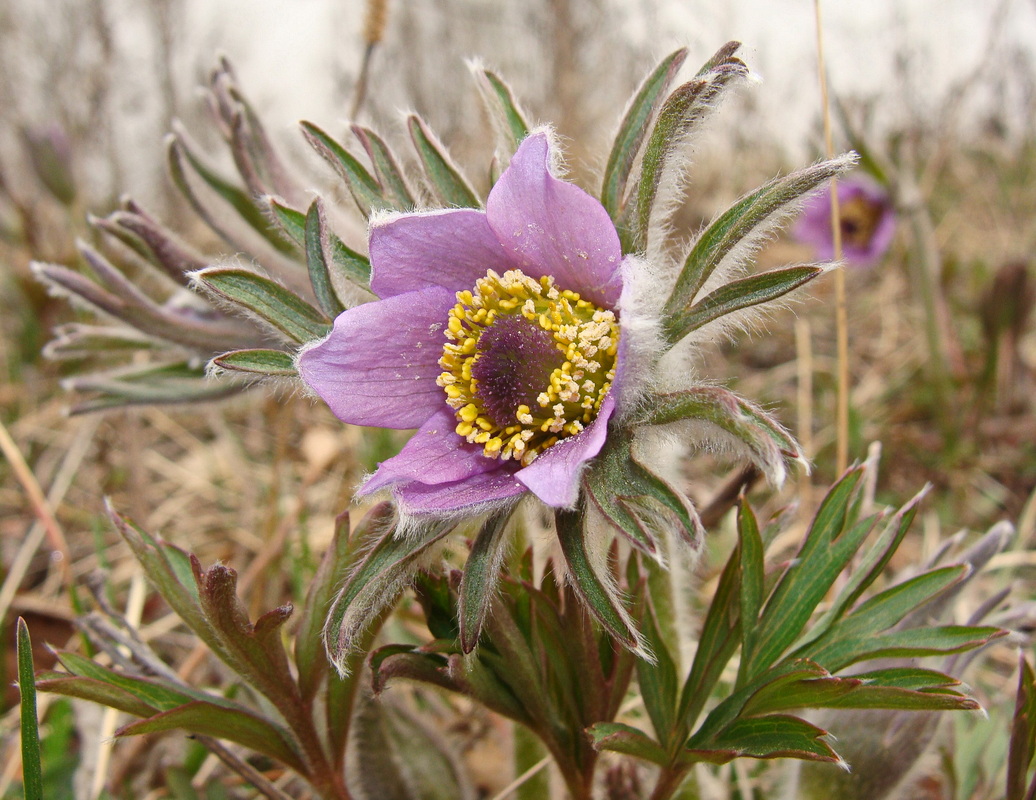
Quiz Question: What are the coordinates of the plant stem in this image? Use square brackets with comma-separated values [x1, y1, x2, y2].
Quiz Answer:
[648, 765, 690, 800]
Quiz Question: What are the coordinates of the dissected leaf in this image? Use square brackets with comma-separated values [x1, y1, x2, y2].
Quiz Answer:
[587, 722, 669, 766]
[687, 715, 841, 765]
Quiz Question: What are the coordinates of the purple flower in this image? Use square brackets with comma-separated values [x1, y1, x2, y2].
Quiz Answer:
[298, 131, 635, 516]
[793, 175, 896, 267]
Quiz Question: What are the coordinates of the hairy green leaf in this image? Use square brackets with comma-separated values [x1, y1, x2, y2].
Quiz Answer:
[601, 48, 688, 225]
[352, 125, 414, 209]
[210, 348, 296, 376]
[555, 508, 644, 655]
[166, 132, 296, 255]
[663, 265, 825, 344]
[117, 702, 306, 774]
[195, 267, 330, 343]
[459, 510, 513, 653]
[472, 67, 530, 155]
[300, 121, 383, 217]
[662, 153, 856, 330]
[304, 199, 348, 318]
[408, 115, 481, 208]
[587, 722, 669, 766]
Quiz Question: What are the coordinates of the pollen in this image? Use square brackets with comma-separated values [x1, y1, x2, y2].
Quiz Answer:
[436, 268, 619, 466]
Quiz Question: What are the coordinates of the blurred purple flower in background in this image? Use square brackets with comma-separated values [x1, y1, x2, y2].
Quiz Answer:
[794, 174, 896, 267]
[299, 130, 634, 516]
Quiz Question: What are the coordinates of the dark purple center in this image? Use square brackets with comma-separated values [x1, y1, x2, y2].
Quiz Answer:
[471, 315, 563, 426]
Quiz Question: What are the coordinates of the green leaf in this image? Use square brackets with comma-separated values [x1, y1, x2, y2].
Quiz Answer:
[641, 386, 799, 486]
[601, 48, 688, 224]
[271, 195, 371, 289]
[325, 515, 455, 672]
[806, 625, 1005, 674]
[687, 715, 841, 765]
[296, 511, 356, 700]
[587, 722, 669, 766]
[116, 701, 306, 774]
[740, 469, 868, 683]
[300, 120, 383, 217]
[632, 43, 749, 251]
[166, 132, 296, 255]
[584, 430, 702, 558]
[661, 153, 856, 335]
[53, 652, 225, 712]
[799, 489, 924, 646]
[17, 619, 43, 800]
[663, 265, 825, 344]
[737, 501, 765, 654]
[795, 565, 968, 658]
[209, 348, 296, 376]
[555, 507, 644, 656]
[265, 196, 307, 247]
[459, 510, 513, 653]
[350, 696, 474, 800]
[678, 531, 743, 730]
[194, 266, 330, 343]
[408, 115, 481, 208]
[636, 596, 680, 748]
[304, 199, 348, 318]
[1007, 655, 1036, 800]
[352, 125, 415, 209]
[740, 665, 976, 716]
[35, 674, 160, 719]
[472, 67, 530, 155]
[109, 507, 210, 634]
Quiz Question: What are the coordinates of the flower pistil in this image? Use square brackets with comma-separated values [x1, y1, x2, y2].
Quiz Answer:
[437, 268, 618, 466]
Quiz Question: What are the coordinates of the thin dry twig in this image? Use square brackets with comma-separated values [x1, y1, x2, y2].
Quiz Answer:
[812, 0, 850, 474]
[0, 416, 73, 582]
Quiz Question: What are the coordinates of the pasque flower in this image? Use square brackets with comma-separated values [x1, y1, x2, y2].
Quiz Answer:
[297, 44, 858, 658]
[299, 131, 643, 515]
[793, 174, 896, 267]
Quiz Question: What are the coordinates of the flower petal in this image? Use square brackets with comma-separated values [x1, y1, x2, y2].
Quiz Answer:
[298, 286, 454, 429]
[369, 208, 514, 299]
[359, 408, 499, 494]
[486, 132, 624, 308]
[394, 469, 526, 516]
[516, 392, 616, 508]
